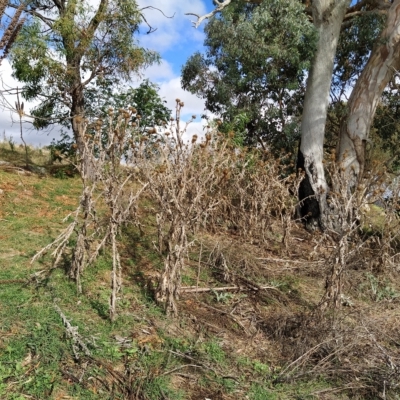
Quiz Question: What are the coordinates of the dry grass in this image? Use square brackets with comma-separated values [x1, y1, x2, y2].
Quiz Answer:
[0, 138, 52, 166]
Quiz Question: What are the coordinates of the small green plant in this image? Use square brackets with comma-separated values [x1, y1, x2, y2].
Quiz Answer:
[212, 290, 235, 304]
[181, 274, 196, 285]
[219, 376, 237, 392]
[102, 341, 124, 360]
[140, 376, 184, 400]
[365, 273, 399, 302]
[253, 360, 270, 374]
[203, 340, 226, 365]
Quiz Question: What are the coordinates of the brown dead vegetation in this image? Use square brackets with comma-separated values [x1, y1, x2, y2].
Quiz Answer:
[24, 105, 400, 399]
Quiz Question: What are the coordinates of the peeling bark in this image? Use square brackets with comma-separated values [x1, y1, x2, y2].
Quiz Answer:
[299, 0, 350, 228]
[338, 0, 400, 186]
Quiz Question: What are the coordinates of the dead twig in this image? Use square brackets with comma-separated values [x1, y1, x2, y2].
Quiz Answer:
[180, 285, 279, 293]
[161, 364, 203, 376]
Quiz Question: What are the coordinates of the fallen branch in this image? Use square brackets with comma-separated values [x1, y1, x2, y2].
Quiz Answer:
[256, 257, 323, 264]
[161, 364, 203, 376]
[180, 284, 278, 293]
[200, 302, 250, 334]
[0, 270, 49, 285]
[168, 350, 219, 375]
[54, 303, 92, 359]
[0, 279, 26, 284]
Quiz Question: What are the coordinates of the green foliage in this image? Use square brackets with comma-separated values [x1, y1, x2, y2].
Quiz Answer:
[212, 290, 235, 304]
[370, 87, 400, 171]
[48, 79, 171, 158]
[87, 78, 171, 133]
[10, 0, 159, 132]
[7, 135, 16, 152]
[253, 360, 270, 374]
[248, 383, 276, 400]
[364, 273, 399, 302]
[202, 340, 226, 365]
[332, 13, 386, 99]
[182, 0, 317, 151]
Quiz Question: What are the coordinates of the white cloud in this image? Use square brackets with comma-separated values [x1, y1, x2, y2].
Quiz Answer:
[0, 60, 64, 146]
[142, 59, 176, 82]
[182, 120, 207, 142]
[131, 60, 208, 121]
[157, 77, 205, 117]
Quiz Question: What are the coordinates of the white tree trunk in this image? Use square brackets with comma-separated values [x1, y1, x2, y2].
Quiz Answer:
[299, 0, 350, 228]
[338, 0, 400, 186]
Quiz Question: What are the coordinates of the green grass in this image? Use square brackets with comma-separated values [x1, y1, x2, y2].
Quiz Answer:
[0, 162, 187, 398]
[248, 383, 277, 400]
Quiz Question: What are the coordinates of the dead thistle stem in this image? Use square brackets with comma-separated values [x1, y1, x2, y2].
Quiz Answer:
[318, 162, 362, 312]
[32, 109, 145, 320]
[53, 303, 92, 360]
[317, 159, 393, 313]
[136, 118, 239, 314]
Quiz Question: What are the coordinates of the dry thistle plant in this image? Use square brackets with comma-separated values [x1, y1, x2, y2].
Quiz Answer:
[317, 160, 364, 311]
[275, 311, 400, 397]
[133, 103, 236, 315]
[32, 108, 146, 321]
[212, 148, 299, 250]
[315, 153, 394, 311]
[271, 156, 400, 395]
[132, 103, 298, 314]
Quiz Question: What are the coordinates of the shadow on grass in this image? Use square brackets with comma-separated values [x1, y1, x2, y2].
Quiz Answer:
[89, 298, 109, 320]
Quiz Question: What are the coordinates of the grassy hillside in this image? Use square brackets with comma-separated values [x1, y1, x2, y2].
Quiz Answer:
[1, 140, 400, 400]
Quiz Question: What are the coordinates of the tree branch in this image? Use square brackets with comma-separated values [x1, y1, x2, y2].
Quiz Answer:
[343, 8, 388, 21]
[29, 9, 55, 28]
[138, 6, 175, 34]
[346, 0, 369, 14]
[75, 0, 108, 57]
[139, 5, 174, 18]
[186, 0, 232, 28]
[140, 13, 157, 34]
[342, 9, 388, 29]
[345, 0, 390, 16]
[7, 3, 54, 28]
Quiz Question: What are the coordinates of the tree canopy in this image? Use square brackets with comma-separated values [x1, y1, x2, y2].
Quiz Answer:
[182, 0, 317, 150]
[9, 0, 159, 149]
[185, 0, 400, 229]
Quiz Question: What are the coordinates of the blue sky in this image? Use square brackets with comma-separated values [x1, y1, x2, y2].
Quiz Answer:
[138, 0, 212, 74]
[0, 0, 216, 145]
[133, 0, 218, 136]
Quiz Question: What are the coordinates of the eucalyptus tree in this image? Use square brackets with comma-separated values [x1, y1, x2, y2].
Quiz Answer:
[9, 0, 159, 158]
[96, 79, 171, 134]
[50, 79, 172, 159]
[187, 0, 393, 228]
[182, 0, 317, 152]
[0, 0, 27, 64]
[297, 0, 350, 227]
[338, 0, 400, 187]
